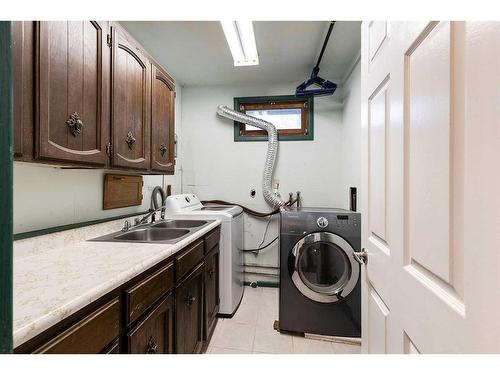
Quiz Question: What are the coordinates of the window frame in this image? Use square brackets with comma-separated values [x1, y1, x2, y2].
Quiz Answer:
[233, 95, 314, 142]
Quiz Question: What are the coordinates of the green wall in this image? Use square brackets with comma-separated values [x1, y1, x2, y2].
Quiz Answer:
[0, 21, 13, 353]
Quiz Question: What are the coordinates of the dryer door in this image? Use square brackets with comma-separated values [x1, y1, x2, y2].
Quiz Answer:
[289, 232, 359, 303]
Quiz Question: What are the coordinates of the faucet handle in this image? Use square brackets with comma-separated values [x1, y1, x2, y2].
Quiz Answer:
[122, 220, 131, 232]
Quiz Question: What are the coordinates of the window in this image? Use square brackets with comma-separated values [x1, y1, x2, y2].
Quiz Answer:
[233, 95, 314, 141]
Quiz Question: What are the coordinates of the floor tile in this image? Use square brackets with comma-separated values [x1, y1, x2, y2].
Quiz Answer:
[208, 286, 360, 355]
[209, 346, 252, 354]
[230, 298, 260, 325]
[331, 341, 362, 354]
[210, 320, 256, 351]
[256, 303, 278, 328]
[253, 324, 293, 354]
[292, 336, 335, 354]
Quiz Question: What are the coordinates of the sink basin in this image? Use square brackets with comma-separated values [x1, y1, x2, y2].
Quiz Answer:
[114, 228, 189, 242]
[88, 219, 214, 244]
[152, 220, 208, 229]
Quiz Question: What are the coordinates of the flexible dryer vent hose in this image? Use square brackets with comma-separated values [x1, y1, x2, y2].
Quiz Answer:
[216, 105, 287, 208]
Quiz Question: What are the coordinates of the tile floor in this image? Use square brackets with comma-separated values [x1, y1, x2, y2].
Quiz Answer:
[206, 286, 361, 354]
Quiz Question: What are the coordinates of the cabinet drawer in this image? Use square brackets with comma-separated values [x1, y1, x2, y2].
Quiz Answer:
[175, 239, 204, 281]
[204, 227, 220, 254]
[125, 261, 174, 325]
[34, 298, 120, 354]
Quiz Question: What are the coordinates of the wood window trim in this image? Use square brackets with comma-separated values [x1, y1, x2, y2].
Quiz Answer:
[233, 95, 314, 142]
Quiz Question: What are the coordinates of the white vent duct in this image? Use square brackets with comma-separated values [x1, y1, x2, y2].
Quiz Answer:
[216, 105, 286, 208]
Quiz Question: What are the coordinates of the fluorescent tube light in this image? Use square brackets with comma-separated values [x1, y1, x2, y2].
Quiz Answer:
[220, 21, 259, 66]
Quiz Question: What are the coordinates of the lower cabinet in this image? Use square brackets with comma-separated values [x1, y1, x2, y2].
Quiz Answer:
[204, 246, 220, 341]
[175, 263, 204, 354]
[15, 226, 221, 354]
[127, 293, 174, 354]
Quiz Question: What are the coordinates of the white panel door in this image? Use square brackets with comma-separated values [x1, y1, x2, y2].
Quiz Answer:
[361, 21, 500, 353]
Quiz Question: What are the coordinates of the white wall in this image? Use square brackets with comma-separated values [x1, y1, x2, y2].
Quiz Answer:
[13, 87, 183, 234]
[180, 68, 361, 281]
[340, 61, 362, 209]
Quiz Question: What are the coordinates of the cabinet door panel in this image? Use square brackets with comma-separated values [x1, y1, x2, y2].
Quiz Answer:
[111, 26, 151, 170]
[151, 65, 175, 173]
[175, 263, 204, 354]
[204, 247, 219, 341]
[127, 293, 174, 354]
[13, 21, 34, 160]
[36, 21, 109, 165]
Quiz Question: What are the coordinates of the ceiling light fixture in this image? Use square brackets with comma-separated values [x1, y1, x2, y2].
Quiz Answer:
[220, 21, 259, 66]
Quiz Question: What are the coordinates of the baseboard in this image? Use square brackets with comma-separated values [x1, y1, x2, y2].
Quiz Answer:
[243, 280, 279, 288]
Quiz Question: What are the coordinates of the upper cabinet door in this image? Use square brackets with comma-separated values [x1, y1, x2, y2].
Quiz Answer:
[151, 65, 175, 174]
[36, 21, 110, 166]
[111, 25, 151, 171]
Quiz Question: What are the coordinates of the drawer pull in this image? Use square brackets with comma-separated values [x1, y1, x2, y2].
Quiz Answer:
[146, 336, 158, 354]
[209, 269, 215, 278]
[66, 112, 83, 137]
[185, 295, 196, 306]
[125, 131, 136, 150]
[160, 143, 167, 157]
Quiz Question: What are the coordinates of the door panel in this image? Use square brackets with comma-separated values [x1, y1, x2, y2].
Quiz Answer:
[151, 64, 175, 173]
[362, 21, 500, 353]
[36, 21, 109, 165]
[175, 263, 204, 354]
[204, 247, 219, 340]
[127, 294, 174, 354]
[368, 77, 389, 242]
[367, 288, 389, 354]
[111, 25, 151, 170]
[405, 22, 452, 282]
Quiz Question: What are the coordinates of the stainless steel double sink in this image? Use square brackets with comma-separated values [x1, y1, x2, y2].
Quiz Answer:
[89, 219, 212, 245]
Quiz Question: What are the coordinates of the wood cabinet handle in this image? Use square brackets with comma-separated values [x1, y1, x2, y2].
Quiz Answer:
[185, 295, 196, 307]
[66, 112, 84, 137]
[159, 143, 167, 157]
[146, 336, 158, 354]
[209, 269, 215, 278]
[125, 131, 136, 150]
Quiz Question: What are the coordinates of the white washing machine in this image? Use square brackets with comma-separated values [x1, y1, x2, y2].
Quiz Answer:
[165, 194, 244, 316]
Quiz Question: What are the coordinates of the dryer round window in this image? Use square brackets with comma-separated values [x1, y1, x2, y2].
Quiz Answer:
[289, 232, 359, 303]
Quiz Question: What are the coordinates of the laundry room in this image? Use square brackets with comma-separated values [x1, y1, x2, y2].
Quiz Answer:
[2, 1, 500, 373]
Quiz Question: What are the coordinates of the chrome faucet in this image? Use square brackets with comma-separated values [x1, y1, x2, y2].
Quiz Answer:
[137, 205, 168, 226]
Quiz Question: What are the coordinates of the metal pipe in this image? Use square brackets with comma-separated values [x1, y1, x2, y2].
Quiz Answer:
[216, 105, 286, 208]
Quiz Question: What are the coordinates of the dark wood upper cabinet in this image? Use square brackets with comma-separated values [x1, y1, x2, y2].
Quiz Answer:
[13, 21, 176, 173]
[151, 64, 175, 174]
[35, 21, 110, 166]
[110, 25, 151, 171]
[175, 263, 204, 354]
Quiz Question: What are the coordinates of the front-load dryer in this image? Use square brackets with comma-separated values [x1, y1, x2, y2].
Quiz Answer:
[279, 207, 361, 337]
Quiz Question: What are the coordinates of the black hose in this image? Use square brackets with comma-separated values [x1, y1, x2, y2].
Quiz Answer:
[240, 236, 279, 253]
[201, 198, 297, 218]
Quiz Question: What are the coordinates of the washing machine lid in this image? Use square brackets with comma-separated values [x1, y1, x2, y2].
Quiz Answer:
[289, 232, 359, 303]
[165, 194, 242, 218]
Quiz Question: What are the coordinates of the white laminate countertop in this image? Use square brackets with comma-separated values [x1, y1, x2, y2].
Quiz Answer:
[13, 216, 221, 348]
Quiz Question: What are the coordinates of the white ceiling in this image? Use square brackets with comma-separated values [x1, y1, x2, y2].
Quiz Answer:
[120, 21, 361, 87]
